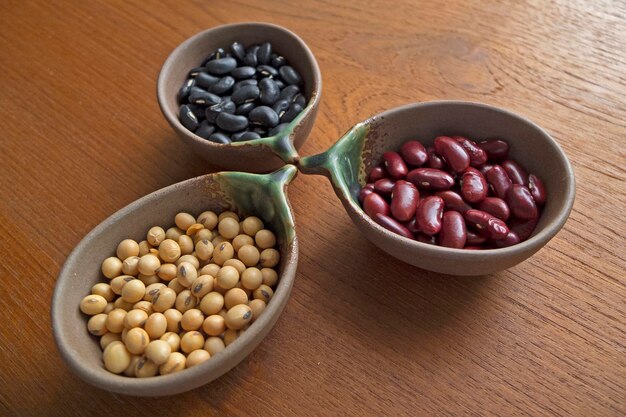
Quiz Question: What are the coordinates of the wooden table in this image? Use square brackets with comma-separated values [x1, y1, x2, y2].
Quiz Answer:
[1, 0, 624, 415]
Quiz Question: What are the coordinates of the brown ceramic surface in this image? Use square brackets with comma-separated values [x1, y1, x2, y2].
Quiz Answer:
[157, 22, 322, 172]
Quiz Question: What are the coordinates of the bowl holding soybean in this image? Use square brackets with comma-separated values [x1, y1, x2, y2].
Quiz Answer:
[298, 101, 575, 275]
[157, 22, 322, 173]
[52, 165, 299, 396]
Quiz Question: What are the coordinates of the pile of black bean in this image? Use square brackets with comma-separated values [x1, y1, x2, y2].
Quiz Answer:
[178, 42, 307, 144]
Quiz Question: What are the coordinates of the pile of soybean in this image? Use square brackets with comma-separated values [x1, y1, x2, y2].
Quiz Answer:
[79, 210, 280, 377]
[178, 41, 306, 144]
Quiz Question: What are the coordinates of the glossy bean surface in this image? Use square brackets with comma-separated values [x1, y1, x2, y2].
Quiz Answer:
[434, 136, 470, 172]
[486, 165, 513, 199]
[528, 174, 547, 206]
[363, 193, 390, 218]
[390, 180, 419, 221]
[374, 213, 414, 240]
[478, 139, 509, 161]
[454, 136, 488, 167]
[460, 167, 488, 203]
[435, 191, 471, 214]
[492, 231, 521, 248]
[464, 209, 509, 240]
[383, 151, 408, 180]
[407, 168, 454, 190]
[415, 196, 444, 235]
[400, 141, 428, 166]
[373, 178, 395, 197]
[368, 166, 388, 182]
[438, 211, 467, 248]
[502, 159, 529, 185]
[478, 197, 510, 221]
[505, 184, 538, 220]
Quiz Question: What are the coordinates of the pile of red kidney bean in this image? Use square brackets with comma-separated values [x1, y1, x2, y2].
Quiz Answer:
[359, 136, 547, 249]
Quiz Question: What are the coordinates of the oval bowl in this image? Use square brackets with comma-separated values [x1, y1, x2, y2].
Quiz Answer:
[51, 165, 298, 396]
[157, 22, 322, 172]
[299, 101, 575, 275]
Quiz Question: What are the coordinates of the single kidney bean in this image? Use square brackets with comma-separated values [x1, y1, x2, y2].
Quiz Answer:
[403, 217, 421, 234]
[502, 159, 529, 185]
[416, 233, 436, 245]
[460, 167, 488, 204]
[434, 136, 470, 172]
[508, 217, 538, 241]
[438, 211, 467, 248]
[426, 147, 445, 170]
[453, 136, 488, 167]
[491, 231, 521, 248]
[363, 193, 390, 218]
[383, 151, 409, 180]
[374, 178, 395, 198]
[464, 209, 509, 240]
[374, 213, 414, 240]
[400, 141, 428, 166]
[358, 183, 375, 203]
[478, 197, 510, 221]
[407, 168, 454, 191]
[435, 191, 471, 214]
[479, 163, 494, 177]
[478, 139, 509, 162]
[486, 165, 512, 199]
[415, 196, 444, 235]
[528, 174, 547, 206]
[505, 184, 538, 220]
[368, 165, 388, 182]
[390, 181, 420, 222]
[465, 229, 487, 245]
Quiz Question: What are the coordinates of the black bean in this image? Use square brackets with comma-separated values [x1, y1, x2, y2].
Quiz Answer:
[271, 54, 287, 68]
[178, 78, 195, 103]
[205, 57, 238, 75]
[188, 87, 221, 106]
[231, 85, 260, 105]
[243, 51, 258, 67]
[279, 65, 302, 85]
[233, 79, 258, 92]
[195, 120, 216, 139]
[279, 85, 300, 102]
[248, 45, 260, 54]
[208, 132, 231, 144]
[205, 100, 236, 123]
[252, 127, 267, 136]
[231, 66, 256, 79]
[274, 79, 286, 90]
[259, 78, 280, 105]
[230, 42, 246, 61]
[195, 72, 220, 89]
[257, 65, 278, 78]
[204, 48, 226, 63]
[188, 104, 207, 120]
[216, 112, 249, 132]
[232, 131, 261, 142]
[293, 93, 307, 107]
[209, 76, 235, 95]
[179, 105, 199, 131]
[257, 42, 272, 65]
[249, 106, 279, 128]
[235, 102, 256, 116]
[281, 103, 303, 123]
[268, 123, 290, 136]
[272, 99, 290, 118]
[188, 67, 208, 78]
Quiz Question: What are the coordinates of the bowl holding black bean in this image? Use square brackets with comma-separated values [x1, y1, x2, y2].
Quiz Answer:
[52, 165, 299, 396]
[298, 101, 575, 275]
[158, 22, 321, 173]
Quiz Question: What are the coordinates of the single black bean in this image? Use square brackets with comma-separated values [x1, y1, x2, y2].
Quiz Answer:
[208, 132, 231, 144]
[205, 100, 236, 123]
[188, 67, 208, 78]
[268, 123, 290, 136]
[205, 57, 238, 75]
[249, 106, 279, 128]
[248, 45, 260, 54]
[188, 104, 207, 120]
[279, 65, 302, 85]
[209, 76, 235, 95]
[293, 93, 306, 107]
[230, 42, 246, 61]
[231, 66, 256, 79]
[271, 55, 287, 68]
[243, 52, 258, 67]
[274, 79, 285, 90]
[259, 78, 280, 105]
[257, 42, 272, 65]
[235, 102, 256, 116]
[231, 85, 260, 105]
[196, 72, 220, 89]
[232, 131, 261, 142]
[179, 105, 199, 131]
[281, 103, 303, 123]
[205, 48, 226, 63]
[178, 78, 195, 102]
[195, 120, 216, 139]
[252, 127, 267, 136]
[216, 112, 249, 132]
[188, 87, 221, 106]
[272, 99, 290, 118]
[279, 85, 300, 102]
[233, 79, 258, 92]
[257, 65, 278, 78]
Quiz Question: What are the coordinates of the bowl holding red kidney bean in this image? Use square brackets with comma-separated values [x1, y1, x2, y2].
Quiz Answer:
[359, 135, 546, 249]
[298, 101, 575, 275]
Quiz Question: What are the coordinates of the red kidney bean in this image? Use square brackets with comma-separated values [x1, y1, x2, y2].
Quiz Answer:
[415, 196, 444, 235]
[528, 174, 547, 206]
[358, 184, 375, 203]
[502, 159, 528, 185]
[479, 163, 494, 177]
[426, 146, 445, 170]
[453, 136, 488, 167]
[374, 213, 414, 240]
[416, 233, 436, 245]
[466, 229, 487, 245]
[403, 217, 421, 234]
[460, 167, 488, 204]
[390, 180, 420, 222]
[508, 217, 538, 241]
[368, 166, 388, 182]
[438, 211, 467, 248]
[383, 151, 408, 180]
[374, 178, 395, 198]
[478, 197, 510, 221]
[505, 184, 538, 220]
[363, 193, 390, 218]
[486, 165, 512, 199]
[407, 168, 454, 191]
[435, 190, 471, 214]
[434, 136, 470, 172]
[491, 231, 521, 248]
[464, 209, 509, 240]
[477, 139, 509, 162]
[400, 140, 428, 166]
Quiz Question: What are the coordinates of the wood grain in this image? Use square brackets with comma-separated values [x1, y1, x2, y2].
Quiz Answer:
[0, 0, 624, 415]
